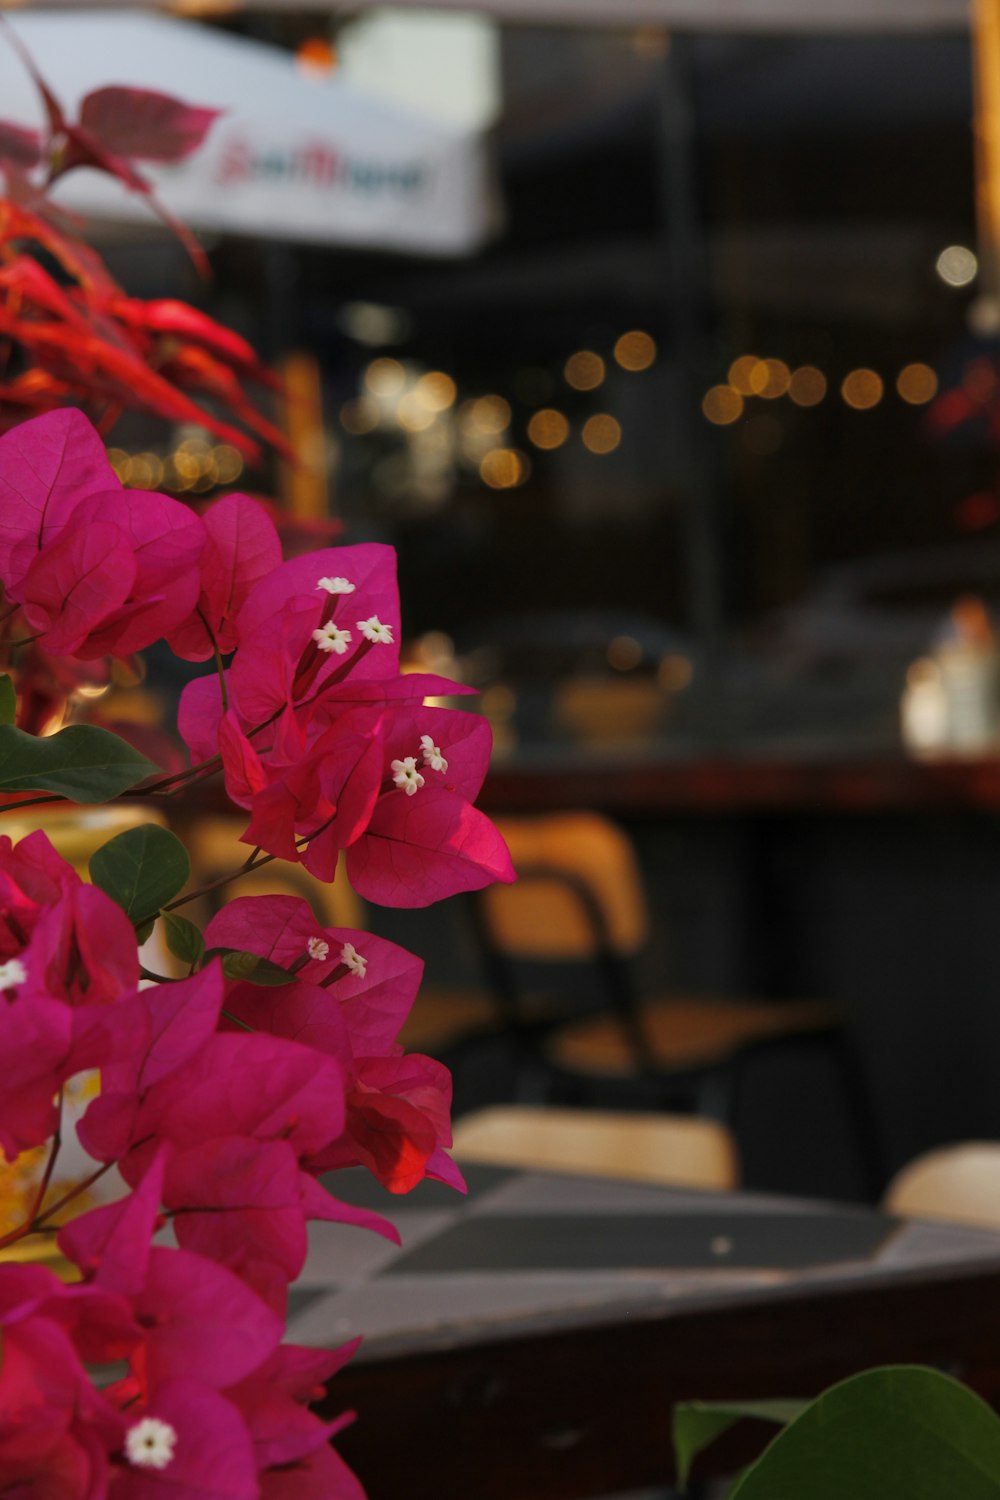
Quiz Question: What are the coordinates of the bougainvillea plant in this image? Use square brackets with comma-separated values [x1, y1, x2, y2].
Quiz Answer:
[0, 404, 515, 1494]
[0, 31, 287, 462]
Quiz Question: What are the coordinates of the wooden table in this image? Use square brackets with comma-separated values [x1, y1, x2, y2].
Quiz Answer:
[294, 1164, 1000, 1499]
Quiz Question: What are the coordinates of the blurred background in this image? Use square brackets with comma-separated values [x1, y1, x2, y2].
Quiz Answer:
[6, 0, 1000, 1200]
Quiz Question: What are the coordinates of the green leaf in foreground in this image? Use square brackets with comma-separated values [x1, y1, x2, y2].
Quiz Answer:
[89, 824, 190, 924]
[0, 723, 158, 802]
[163, 911, 205, 968]
[673, 1399, 806, 1487]
[725, 1367, 1000, 1500]
[0, 676, 15, 727]
[205, 948, 296, 986]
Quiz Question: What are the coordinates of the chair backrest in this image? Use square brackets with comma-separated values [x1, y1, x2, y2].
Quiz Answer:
[478, 811, 649, 961]
[452, 1104, 740, 1190]
[882, 1142, 1000, 1230]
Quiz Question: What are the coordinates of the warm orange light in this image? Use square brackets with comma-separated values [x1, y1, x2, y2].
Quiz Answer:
[701, 385, 743, 425]
[788, 366, 827, 407]
[728, 356, 759, 396]
[396, 393, 436, 432]
[364, 358, 406, 398]
[752, 358, 791, 399]
[841, 368, 884, 410]
[896, 363, 939, 405]
[581, 414, 621, 453]
[614, 331, 656, 371]
[480, 448, 529, 488]
[415, 371, 457, 412]
[527, 409, 570, 450]
[564, 350, 605, 391]
[470, 395, 511, 434]
[214, 444, 244, 484]
[296, 37, 337, 75]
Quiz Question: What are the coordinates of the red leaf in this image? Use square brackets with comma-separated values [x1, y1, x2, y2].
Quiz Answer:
[0, 120, 41, 169]
[79, 85, 221, 164]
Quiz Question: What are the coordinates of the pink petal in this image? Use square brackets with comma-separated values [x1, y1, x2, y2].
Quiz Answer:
[112, 1380, 257, 1500]
[58, 1146, 169, 1292]
[17, 522, 135, 655]
[0, 409, 119, 588]
[346, 788, 515, 907]
[165, 1137, 308, 1288]
[167, 494, 281, 661]
[133, 1247, 282, 1390]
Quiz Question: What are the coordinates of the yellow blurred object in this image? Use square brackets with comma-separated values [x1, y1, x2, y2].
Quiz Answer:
[184, 816, 363, 929]
[0, 804, 168, 1264]
[0, 802, 165, 873]
[552, 675, 665, 747]
[884, 1142, 1000, 1230]
[277, 350, 330, 520]
[453, 1105, 739, 1190]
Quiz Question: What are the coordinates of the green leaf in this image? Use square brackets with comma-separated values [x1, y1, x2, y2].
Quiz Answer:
[89, 824, 189, 924]
[135, 918, 156, 946]
[0, 723, 157, 802]
[205, 947, 296, 986]
[0, 675, 15, 727]
[727, 1367, 1000, 1500]
[673, 1399, 805, 1487]
[163, 912, 205, 968]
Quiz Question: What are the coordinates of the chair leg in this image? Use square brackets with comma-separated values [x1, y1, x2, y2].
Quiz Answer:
[830, 1030, 884, 1202]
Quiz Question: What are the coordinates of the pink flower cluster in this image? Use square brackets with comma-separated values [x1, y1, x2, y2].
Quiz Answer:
[0, 409, 516, 1495]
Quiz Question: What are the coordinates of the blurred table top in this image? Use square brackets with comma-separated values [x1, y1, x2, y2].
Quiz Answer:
[301, 1165, 1000, 1499]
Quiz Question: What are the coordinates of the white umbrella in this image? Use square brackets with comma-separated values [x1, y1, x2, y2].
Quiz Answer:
[0, 10, 493, 255]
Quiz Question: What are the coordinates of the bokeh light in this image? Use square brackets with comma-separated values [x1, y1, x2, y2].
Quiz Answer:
[751, 358, 791, 399]
[936, 245, 978, 287]
[788, 366, 827, 407]
[896, 363, 938, 405]
[480, 448, 530, 488]
[701, 385, 743, 425]
[564, 350, 606, 391]
[841, 369, 884, 410]
[415, 371, 457, 412]
[527, 409, 570, 450]
[613, 331, 657, 371]
[470, 395, 512, 434]
[728, 356, 760, 396]
[364, 357, 406, 398]
[581, 414, 621, 453]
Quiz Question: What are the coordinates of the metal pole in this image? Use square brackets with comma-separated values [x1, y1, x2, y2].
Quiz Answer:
[654, 35, 728, 692]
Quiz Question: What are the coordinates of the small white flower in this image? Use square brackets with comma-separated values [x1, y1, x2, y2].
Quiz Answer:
[0, 958, 27, 991]
[357, 615, 394, 645]
[341, 942, 368, 979]
[317, 576, 355, 595]
[125, 1418, 178, 1471]
[312, 623, 352, 655]
[307, 936, 330, 962]
[391, 756, 425, 796]
[420, 733, 448, 773]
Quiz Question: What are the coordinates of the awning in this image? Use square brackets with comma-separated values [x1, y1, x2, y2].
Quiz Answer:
[0, 11, 495, 256]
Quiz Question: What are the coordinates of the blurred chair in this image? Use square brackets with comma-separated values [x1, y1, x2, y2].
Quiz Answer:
[883, 1142, 1000, 1230]
[452, 1104, 739, 1190]
[472, 811, 881, 1194]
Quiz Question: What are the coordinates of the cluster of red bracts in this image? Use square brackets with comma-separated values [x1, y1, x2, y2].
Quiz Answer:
[0, 409, 515, 1496]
